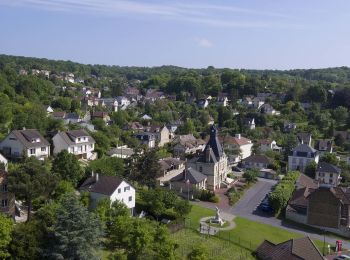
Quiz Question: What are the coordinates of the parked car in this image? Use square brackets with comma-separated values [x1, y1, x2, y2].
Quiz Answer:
[335, 255, 350, 260]
[258, 195, 274, 213]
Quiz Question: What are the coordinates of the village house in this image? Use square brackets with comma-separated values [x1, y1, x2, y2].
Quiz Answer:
[218, 134, 253, 164]
[173, 134, 206, 158]
[0, 153, 8, 170]
[123, 86, 142, 101]
[53, 129, 96, 160]
[242, 154, 271, 169]
[288, 144, 319, 172]
[287, 186, 350, 237]
[100, 98, 118, 112]
[0, 170, 15, 218]
[187, 125, 229, 191]
[252, 97, 265, 109]
[259, 139, 282, 152]
[144, 125, 171, 147]
[79, 173, 135, 215]
[170, 167, 207, 195]
[216, 93, 229, 107]
[0, 129, 50, 160]
[245, 118, 255, 130]
[91, 111, 110, 123]
[157, 157, 185, 185]
[116, 96, 130, 110]
[144, 89, 165, 102]
[134, 132, 156, 148]
[260, 103, 280, 115]
[242, 96, 253, 107]
[197, 99, 209, 109]
[166, 120, 183, 134]
[315, 162, 341, 187]
[44, 105, 54, 114]
[141, 114, 152, 121]
[256, 236, 324, 260]
[123, 122, 144, 132]
[283, 122, 297, 133]
[107, 146, 135, 159]
[314, 139, 333, 154]
[297, 133, 312, 146]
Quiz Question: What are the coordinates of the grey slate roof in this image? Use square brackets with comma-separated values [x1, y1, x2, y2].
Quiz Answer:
[171, 167, 207, 184]
[57, 129, 95, 145]
[79, 174, 124, 196]
[107, 147, 134, 157]
[205, 125, 223, 159]
[293, 144, 317, 153]
[317, 162, 341, 174]
[11, 129, 50, 148]
[243, 155, 270, 164]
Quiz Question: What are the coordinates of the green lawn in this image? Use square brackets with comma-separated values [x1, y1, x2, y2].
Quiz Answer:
[186, 205, 332, 252]
[172, 229, 255, 260]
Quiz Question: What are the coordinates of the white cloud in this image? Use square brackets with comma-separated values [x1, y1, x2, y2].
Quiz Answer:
[0, 0, 301, 29]
[195, 37, 213, 48]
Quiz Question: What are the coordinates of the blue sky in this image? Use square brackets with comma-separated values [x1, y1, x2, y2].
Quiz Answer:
[0, 0, 349, 69]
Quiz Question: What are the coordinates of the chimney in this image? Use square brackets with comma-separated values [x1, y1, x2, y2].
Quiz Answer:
[91, 171, 94, 177]
[235, 134, 241, 139]
[96, 173, 99, 182]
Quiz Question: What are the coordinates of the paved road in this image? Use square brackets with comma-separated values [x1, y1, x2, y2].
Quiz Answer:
[230, 178, 350, 250]
[231, 178, 276, 216]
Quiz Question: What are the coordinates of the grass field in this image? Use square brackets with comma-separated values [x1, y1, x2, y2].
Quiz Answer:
[172, 229, 255, 260]
[186, 205, 332, 253]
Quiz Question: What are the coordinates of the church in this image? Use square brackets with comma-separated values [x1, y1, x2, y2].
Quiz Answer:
[187, 125, 229, 191]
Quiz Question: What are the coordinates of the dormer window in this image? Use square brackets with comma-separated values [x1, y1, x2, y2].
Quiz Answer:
[31, 138, 40, 143]
[78, 138, 81, 142]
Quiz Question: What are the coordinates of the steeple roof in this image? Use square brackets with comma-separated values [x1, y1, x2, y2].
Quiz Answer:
[205, 125, 223, 159]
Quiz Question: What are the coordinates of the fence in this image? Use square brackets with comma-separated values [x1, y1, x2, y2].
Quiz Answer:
[169, 218, 256, 259]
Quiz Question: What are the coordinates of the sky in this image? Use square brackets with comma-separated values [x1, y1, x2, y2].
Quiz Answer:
[0, 0, 350, 69]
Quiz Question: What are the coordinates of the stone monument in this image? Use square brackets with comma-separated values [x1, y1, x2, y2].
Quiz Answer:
[210, 206, 225, 226]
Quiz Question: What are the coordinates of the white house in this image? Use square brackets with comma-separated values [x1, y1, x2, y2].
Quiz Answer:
[107, 146, 135, 159]
[217, 93, 229, 107]
[259, 139, 282, 152]
[79, 173, 135, 215]
[315, 162, 341, 187]
[288, 144, 319, 172]
[0, 153, 8, 170]
[197, 99, 209, 109]
[0, 129, 50, 160]
[116, 96, 131, 110]
[53, 129, 96, 160]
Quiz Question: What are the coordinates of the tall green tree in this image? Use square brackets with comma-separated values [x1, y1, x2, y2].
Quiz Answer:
[0, 214, 13, 259]
[8, 157, 57, 220]
[52, 150, 84, 186]
[50, 193, 102, 260]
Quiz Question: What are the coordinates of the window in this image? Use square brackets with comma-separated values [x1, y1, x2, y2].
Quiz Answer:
[2, 184, 7, 192]
[199, 166, 203, 172]
[1, 199, 7, 207]
[128, 196, 132, 202]
[41, 147, 46, 152]
[329, 179, 333, 184]
[30, 148, 35, 155]
[330, 173, 333, 178]
[124, 186, 130, 192]
[78, 138, 81, 142]
[118, 188, 121, 193]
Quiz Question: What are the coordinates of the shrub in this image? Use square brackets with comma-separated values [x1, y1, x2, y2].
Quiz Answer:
[268, 171, 300, 216]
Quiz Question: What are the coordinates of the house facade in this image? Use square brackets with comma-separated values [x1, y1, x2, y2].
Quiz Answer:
[53, 129, 96, 160]
[157, 157, 185, 185]
[242, 155, 270, 169]
[173, 134, 206, 158]
[187, 125, 229, 191]
[134, 132, 156, 148]
[315, 162, 341, 187]
[0, 170, 15, 218]
[288, 144, 319, 172]
[145, 125, 171, 147]
[79, 173, 135, 215]
[259, 139, 281, 152]
[0, 129, 50, 160]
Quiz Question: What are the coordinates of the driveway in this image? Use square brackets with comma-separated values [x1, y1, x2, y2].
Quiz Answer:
[231, 178, 276, 216]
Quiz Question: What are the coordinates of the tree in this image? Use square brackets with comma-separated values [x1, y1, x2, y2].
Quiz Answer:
[95, 198, 129, 227]
[304, 161, 317, 179]
[131, 149, 161, 188]
[89, 156, 125, 176]
[188, 244, 208, 260]
[320, 152, 339, 165]
[243, 168, 258, 183]
[8, 157, 57, 221]
[49, 193, 102, 260]
[52, 150, 84, 186]
[0, 214, 13, 259]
